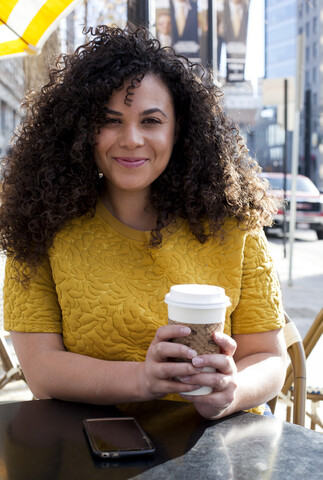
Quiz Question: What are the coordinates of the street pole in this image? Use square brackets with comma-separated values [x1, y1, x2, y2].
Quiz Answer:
[283, 78, 288, 259]
[208, 0, 217, 83]
[289, 33, 304, 286]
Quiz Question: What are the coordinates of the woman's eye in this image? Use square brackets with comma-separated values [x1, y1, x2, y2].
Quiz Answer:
[142, 118, 161, 124]
[105, 118, 121, 125]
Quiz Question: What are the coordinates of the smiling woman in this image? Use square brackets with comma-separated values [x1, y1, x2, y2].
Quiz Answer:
[94, 74, 176, 230]
[0, 25, 286, 421]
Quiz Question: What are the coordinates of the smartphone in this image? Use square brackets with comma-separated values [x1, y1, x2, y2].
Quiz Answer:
[83, 417, 155, 459]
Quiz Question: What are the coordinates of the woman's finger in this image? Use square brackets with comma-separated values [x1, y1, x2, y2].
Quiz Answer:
[191, 353, 235, 375]
[153, 379, 204, 396]
[152, 324, 192, 344]
[213, 332, 237, 356]
[178, 371, 228, 389]
[189, 387, 236, 409]
[151, 340, 198, 362]
[155, 358, 203, 380]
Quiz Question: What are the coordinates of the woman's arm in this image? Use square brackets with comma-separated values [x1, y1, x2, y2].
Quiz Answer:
[10, 325, 203, 404]
[178, 328, 287, 420]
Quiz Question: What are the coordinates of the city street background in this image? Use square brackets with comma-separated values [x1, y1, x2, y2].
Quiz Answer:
[0, 229, 322, 432]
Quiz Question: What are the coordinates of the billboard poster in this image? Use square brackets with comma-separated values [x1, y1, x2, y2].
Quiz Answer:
[217, 0, 250, 82]
[154, 0, 209, 67]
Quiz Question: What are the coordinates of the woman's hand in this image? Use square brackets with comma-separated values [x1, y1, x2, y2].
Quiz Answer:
[177, 332, 238, 419]
[139, 325, 205, 400]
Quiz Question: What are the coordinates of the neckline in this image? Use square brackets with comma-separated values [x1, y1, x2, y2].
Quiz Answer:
[96, 198, 184, 242]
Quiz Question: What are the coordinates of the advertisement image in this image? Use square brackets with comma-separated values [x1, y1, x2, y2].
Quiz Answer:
[155, 0, 209, 66]
[217, 0, 250, 82]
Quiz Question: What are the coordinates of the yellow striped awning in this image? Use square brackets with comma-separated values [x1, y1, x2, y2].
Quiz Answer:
[0, 0, 82, 57]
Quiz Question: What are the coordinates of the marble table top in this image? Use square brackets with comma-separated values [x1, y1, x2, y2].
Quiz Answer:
[132, 409, 323, 480]
[0, 399, 321, 480]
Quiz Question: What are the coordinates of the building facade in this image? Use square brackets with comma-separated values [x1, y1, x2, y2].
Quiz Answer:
[298, 0, 322, 187]
[0, 58, 24, 165]
[253, 0, 298, 176]
[265, 0, 297, 79]
[264, 0, 323, 188]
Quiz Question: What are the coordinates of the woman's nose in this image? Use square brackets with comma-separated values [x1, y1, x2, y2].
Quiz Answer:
[119, 124, 144, 149]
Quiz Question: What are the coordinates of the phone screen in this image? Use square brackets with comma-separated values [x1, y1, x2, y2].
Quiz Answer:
[83, 417, 155, 458]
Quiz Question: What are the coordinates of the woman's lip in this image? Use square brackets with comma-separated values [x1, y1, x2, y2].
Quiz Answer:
[114, 157, 148, 168]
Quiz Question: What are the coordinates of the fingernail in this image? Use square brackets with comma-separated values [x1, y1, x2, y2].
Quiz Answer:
[192, 357, 204, 367]
[188, 349, 197, 358]
[214, 332, 224, 340]
[179, 376, 191, 382]
[180, 326, 191, 335]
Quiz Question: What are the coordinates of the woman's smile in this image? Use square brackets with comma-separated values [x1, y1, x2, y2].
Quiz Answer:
[114, 156, 148, 168]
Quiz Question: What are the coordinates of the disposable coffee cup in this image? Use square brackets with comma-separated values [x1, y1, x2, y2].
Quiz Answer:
[165, 284, 231, 396]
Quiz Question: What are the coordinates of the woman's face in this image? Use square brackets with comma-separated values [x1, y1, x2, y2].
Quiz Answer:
[94, 73, 176, 198]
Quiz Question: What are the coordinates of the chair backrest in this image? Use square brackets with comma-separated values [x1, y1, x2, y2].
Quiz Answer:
[0, 334, 17, 373]
[302, 307, 323, 359]
[268, 312, 306, 426]
[282, 312, 306, 425]
[282, 309, 323, 397]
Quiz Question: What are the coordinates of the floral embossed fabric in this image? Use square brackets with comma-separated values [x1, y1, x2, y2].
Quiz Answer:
[3, 200, 284, 411]
[4, 199, 284, 352]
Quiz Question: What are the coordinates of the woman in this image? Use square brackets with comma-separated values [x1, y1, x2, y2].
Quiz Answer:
[0, 25, 286, 420]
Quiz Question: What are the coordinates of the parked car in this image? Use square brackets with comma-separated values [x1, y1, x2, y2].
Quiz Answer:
[260, 172, 323, 240]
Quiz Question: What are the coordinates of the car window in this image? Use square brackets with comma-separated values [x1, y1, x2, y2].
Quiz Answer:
[264, 175, 319, 194]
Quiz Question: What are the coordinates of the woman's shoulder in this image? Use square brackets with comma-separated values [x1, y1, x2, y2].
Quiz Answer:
[202, 217, 268, 257]
[204, 216, 256, 240]
[220, 217, 266, 242]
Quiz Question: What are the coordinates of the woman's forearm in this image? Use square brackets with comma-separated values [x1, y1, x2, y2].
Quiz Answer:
[11, 328, 205, 404]
[25, 349, 150, 404]
[230, 352, 286, 412]
[11, 331, 150, 404]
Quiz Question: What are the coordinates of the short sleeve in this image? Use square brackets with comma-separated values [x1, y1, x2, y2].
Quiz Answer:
[3, 255, 62, 333]
[231, 229, 284, 334]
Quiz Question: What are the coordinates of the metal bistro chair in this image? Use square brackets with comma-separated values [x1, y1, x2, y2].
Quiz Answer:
[268, 312, 306, 427]
[0, 333, 25, 389]
[300, 308, 323, 430]
[280, 308, 323, 430]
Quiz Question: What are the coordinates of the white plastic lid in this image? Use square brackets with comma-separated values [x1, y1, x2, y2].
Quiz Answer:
[164, 284, 231, 309]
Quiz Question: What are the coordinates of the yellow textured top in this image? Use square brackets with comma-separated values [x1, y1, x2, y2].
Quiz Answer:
[4, 200, 284, 412]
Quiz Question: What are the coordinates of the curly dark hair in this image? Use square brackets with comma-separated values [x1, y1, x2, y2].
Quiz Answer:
[0, 24, 276, 280]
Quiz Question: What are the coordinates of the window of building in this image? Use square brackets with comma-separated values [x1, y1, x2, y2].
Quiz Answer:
[306, 2, 310, 14]
[313, 67, 317, 84]
[313, 93, 317, 106]
[268, 124, 285, 147]
[313, 16, 317, 34]
[267, 22, 296, 45]
[267, 44, 296, 66]
[313, 42, 317, 58]
[299, 3, 303, 18]
[306, 22, 310, 37]
[306, 46, 310, 62]
[267, 6, 295, 24]
[305, 70, 310, 86]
